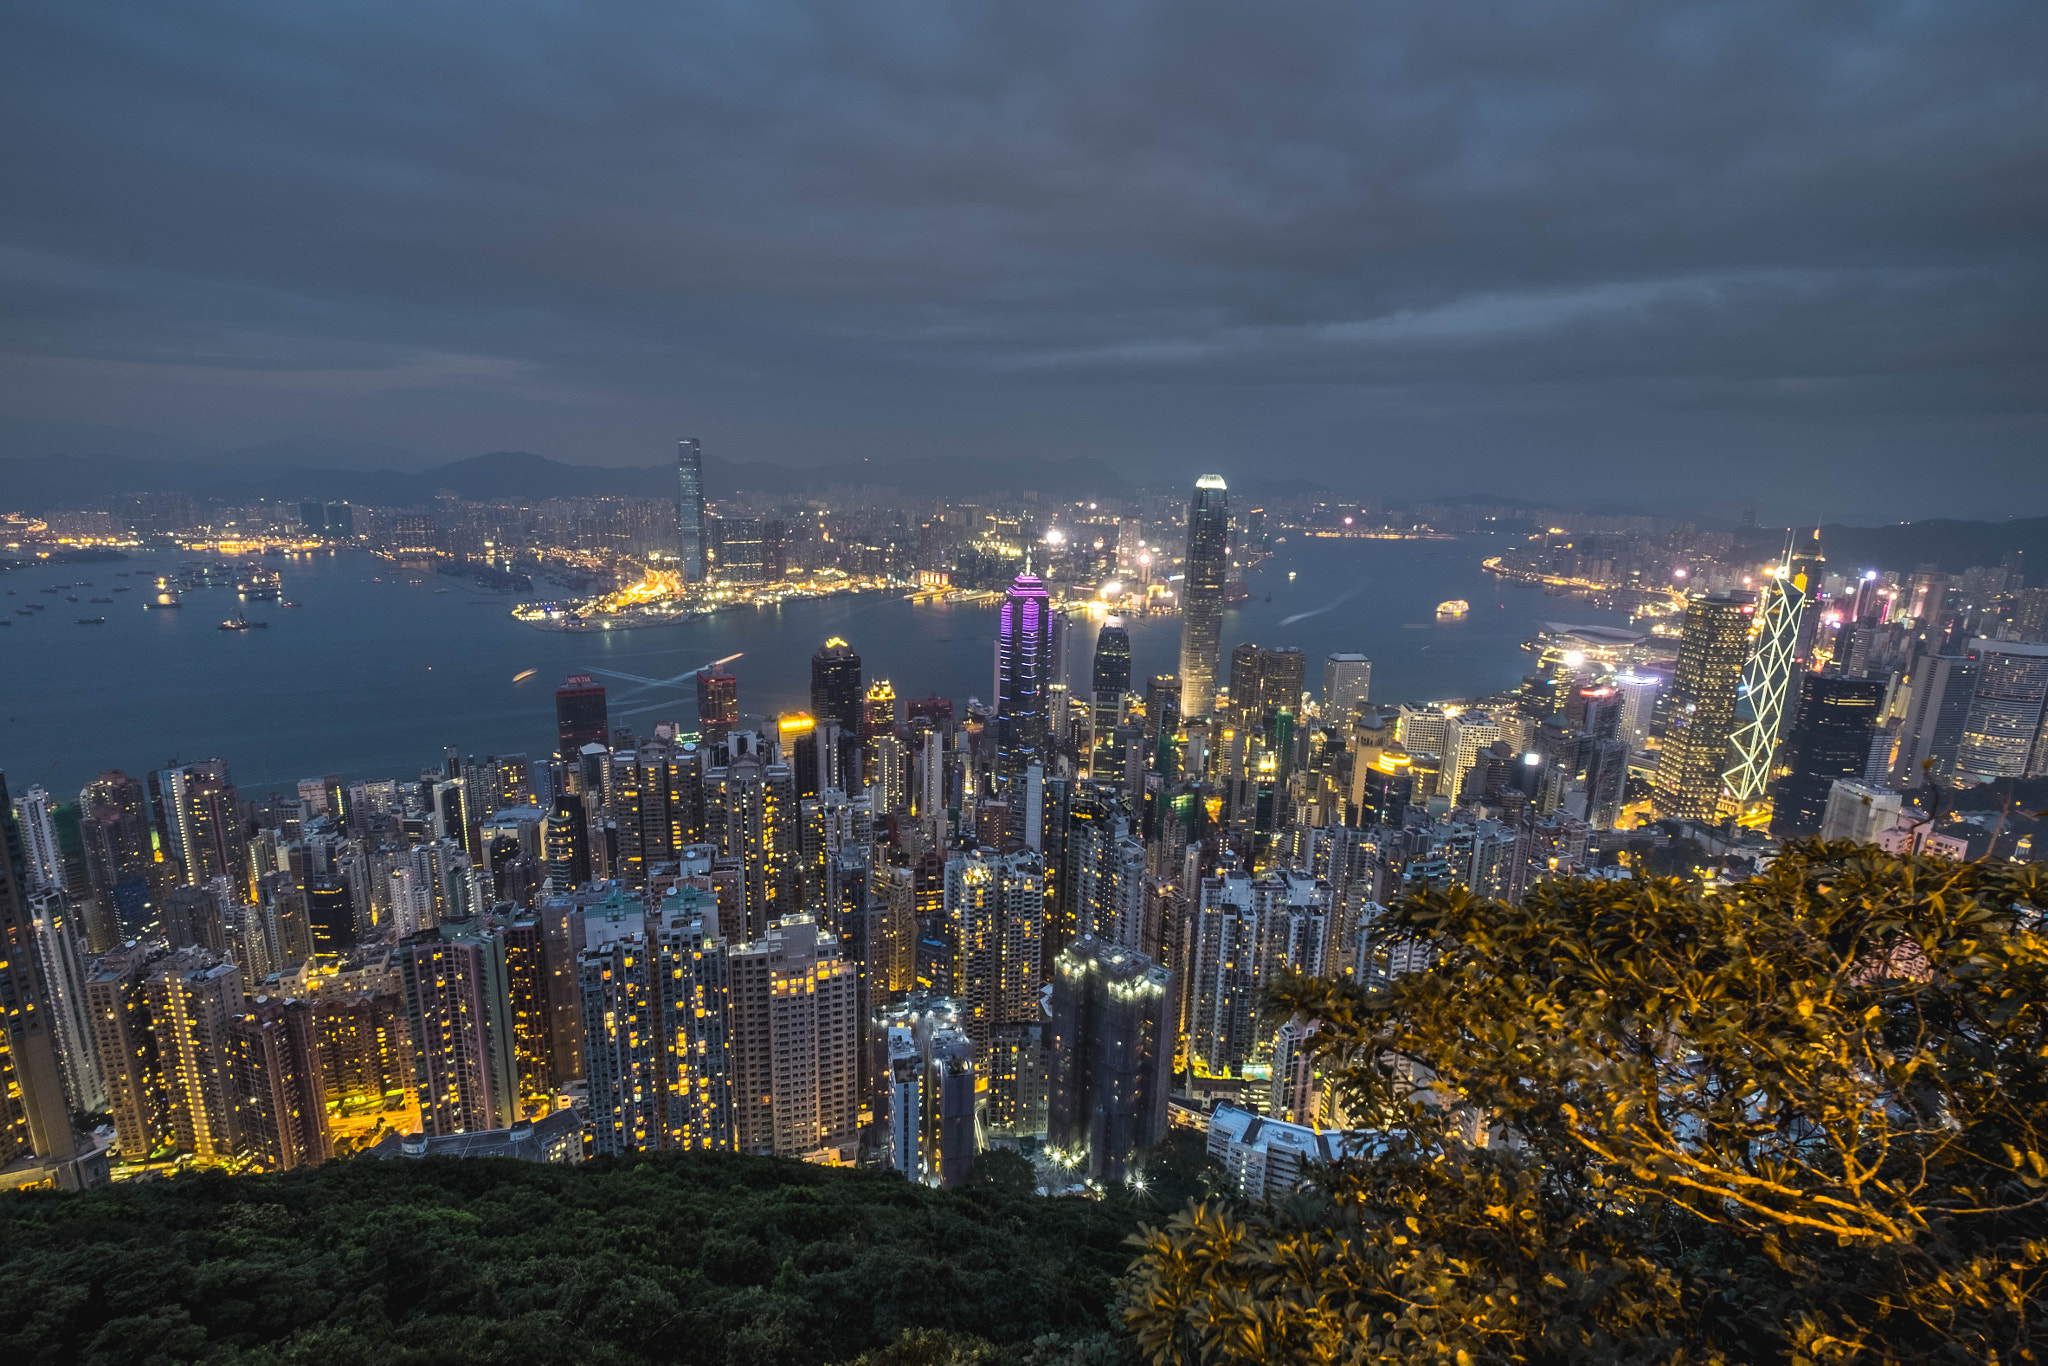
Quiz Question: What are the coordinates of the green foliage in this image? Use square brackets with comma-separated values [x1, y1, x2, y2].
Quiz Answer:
[0, 1149, 1150, 1366]
[1123, 843, 2048, 1365]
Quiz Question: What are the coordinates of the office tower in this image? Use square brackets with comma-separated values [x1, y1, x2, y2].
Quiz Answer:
[1177, 475, 1230, 719]
[996, 572, 1055, 778]
[229, 996, 329, 1172]
[871, 733, 909, 816]
[398, 921, 518, 1136]
[696, 665, 739, 740]
[79, 769, 156, 951]
[0, 774, 78, 1168]
[1769, 675, 1887, 839]
[1956, 640, 2048, 781]
[1322, 653, 1372, 723]
[864, 678, 899, 775]
[879, 998, 979, 1187]
[704, 747, 797, 940]
[1229, 644, 1307, 733]
[1047, 938, 1174, 1183]
[1892, 652, 1981, 786]
[944, 848, 1047, 1059]
[812, 636, 865, 781]
[1614, 672, 1662, 750]
[555, 675, 609, 758]
[906, 693, 955, 732]
[677, 438, 708, 582]
[150, 760, 245, 893]
[728, 917, 858, 1159]
[1724, 556, 1813, 803]
[1088, 618, 1133, 772]
[1652, 595, 1755, 822]
[305, 877, 354, 957]
[714, 516, 765, 584]
[1819, 781, 1904, 844]
[147, 956, 245, 1162]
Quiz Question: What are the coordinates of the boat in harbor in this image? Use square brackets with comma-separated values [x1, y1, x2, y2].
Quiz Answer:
[1436, 598, 1471, 617]
[146, 589, 183, 609]
[76, 617, 106, 625]
[219, 610, 268, 631]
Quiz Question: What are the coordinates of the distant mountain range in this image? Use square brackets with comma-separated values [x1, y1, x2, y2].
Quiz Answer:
[0, 447, 1346, 511]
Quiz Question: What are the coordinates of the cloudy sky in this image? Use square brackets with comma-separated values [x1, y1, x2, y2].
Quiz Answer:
[2, 1, 2044, 519]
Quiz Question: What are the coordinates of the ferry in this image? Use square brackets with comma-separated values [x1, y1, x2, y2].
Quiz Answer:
[218, 610, 268, 631]
[237, 568, 282, 600]
[1436, 599, 1471, 617]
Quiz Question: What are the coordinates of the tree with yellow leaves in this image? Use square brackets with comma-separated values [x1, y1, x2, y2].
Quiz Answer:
[1123, 843, 2048, 1364]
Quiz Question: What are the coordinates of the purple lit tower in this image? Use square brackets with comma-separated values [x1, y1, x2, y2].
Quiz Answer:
[996, 572, 1054, 778]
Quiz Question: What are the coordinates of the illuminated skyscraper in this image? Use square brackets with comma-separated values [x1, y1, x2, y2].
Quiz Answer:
[1177, 475, 1230, 718]
[1955, 639, 2048, 782]
[79, 769, 155, 951]
[150, 761, 244, 893]
[554, 675, 609, 758]
[1321, 653, 1372, 723]
[397, 921, 518, 1137]
[1723, 551, 1812, 804]
[727, 917, 857, 1160]
[1, 773, 79, 1170]
[696, 664, 739, 740]
[1089, 619, 1131, 780]
[676, 438, 708, 582]
[1047, 937, 1173, 1183]
[811, 637, 864, 783]
[943, 848, 1046, 1059]
[996, 572, 1055, 778]
[1652, 595, 1755, 822]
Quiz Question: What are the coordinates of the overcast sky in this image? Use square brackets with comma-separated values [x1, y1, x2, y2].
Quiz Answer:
[2, 2, 2044, 520]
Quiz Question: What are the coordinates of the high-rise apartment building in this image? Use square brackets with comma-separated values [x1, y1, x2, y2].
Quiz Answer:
[229, 996, 330, 1172]
[1652, 595, 1755, 822]
[79, 769, 156, 951]
[1186, 870, 1332, 1081]
[150, 761, 245, 894]
[997, 572, 1055, 778]
[1321, 653, 1372, 723]
[0, 774, 78, 1170]
[727, 917, 858, 1160]
[1955, 639, 2048, 782]
[1177, 475, 1230, 719]
[1769, 675, 1886, 839]
[147, 957, 245, 1162]
[676, 438, 708, 583]
[704, 748, 797, 940]
[397, 921, 518, 1137]
[1047, 937, 1174, 1183]
[944, 848, 1048, 1059]
[878, 998, 979, 1187]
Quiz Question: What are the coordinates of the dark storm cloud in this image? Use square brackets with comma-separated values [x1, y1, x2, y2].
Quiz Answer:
[1, 0, 2044, 516]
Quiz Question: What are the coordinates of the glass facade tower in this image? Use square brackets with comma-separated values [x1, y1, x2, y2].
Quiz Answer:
[676, 438, 708, 583]
[1177, 475, 1230, 719]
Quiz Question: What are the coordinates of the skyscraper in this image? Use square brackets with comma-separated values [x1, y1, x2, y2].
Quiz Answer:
[676, 437, 708, 583]
[1321, 653, 1372, 723]
[554, 675, 609, 758]
[0, 772, 78, 1170]
[150, 761, 244, 893]
[1724, 554, 1812, 804]
[1652, 595, 1755, 822]
[996, 572, 1055, 778]
[811, 637, 864, 782]
[1955, 639, 2048, 782]
[1177, 475, 1230, 719]
[79, 769, 155, 951]
[944, 848, 1047, 1059]
[1769, 675, 1886, 839]
[1047, 937, 1174, 1184]
[1090, 619, 1131, 780]
[696, 665, 739, 740]
[397, 921, 518, 1136]
[1891, 651, 1980, 786]
[727, 917, 858, 1160]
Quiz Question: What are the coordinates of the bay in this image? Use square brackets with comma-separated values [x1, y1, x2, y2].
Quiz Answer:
[0, 531, 1635, 799]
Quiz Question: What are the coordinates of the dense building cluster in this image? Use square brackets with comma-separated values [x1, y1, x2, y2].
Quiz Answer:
[4, 470, 2043, 1199]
